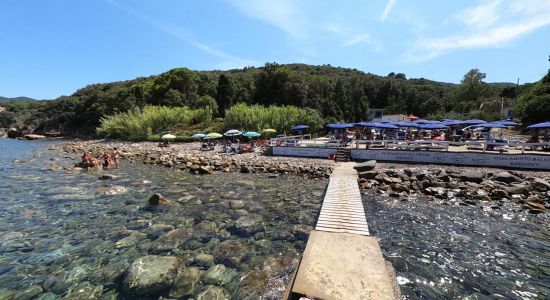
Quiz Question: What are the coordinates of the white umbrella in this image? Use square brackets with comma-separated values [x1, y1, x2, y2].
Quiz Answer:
[161, 134, 176, 139]
[224, 129, 242, 136]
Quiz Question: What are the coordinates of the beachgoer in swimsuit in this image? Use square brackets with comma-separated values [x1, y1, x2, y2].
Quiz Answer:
[102, 153, 112, 168]
[112, 148, 121, 168]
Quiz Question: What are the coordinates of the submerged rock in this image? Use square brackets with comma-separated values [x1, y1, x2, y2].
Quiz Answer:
[95, 185, 128, 195]
[123, 255, 180, 295]
[150, 228, 194, 252]
[234, 270, 270, 299]
[203, 264, 237, 286]
[233, 214, 264, 236]
[169, 267, 202, 298]
[195, 285, 227, 300]
[64, 282, 103, 300]
[212, 240, 247, 267]
[148, 193, 170, 206]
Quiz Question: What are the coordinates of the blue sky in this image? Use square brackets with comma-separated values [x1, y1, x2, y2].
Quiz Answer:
[1, 0, 550, 99]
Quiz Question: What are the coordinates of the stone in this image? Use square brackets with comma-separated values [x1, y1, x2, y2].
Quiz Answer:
[195, 285, 227, 300]
[234, 270, 270, 300]
[228, 200, 245, 209]
[391, 183, 409, 193]
[262, 257, 283, 275]
[34, 292, 57, 300]
[203, 264, 237, 286]
[491, 172, 522, 184]
[95, 185, 127, 195]
[198, 166, 212, 175]
[7, 128, 23, 138]
[123, 255, 180, 295]
[353, 160, 376, 172]
[240, 165, 251, 173]
[144, 224, 175, 240]
[504, 185, 530, 195]
[195, 253, 214, 268]
[169, 267, 202, 298]
[459, 171, 485, 183]
[424, 187, 446, 197]
[531, 178, 550, 192]
[358, 171, 378, 179]
[525, 201, 547, 211]
[98, 174, 118, 180]
[436, 171, 451, 182]
[63, 282, 103, 300]
[23, 134, 46, 140]
[212, 240, 247, 267]
[234, 214, 264, 236]
[148, 193, 170, 206]
[490, 189, 509, 199]
[150, 228, 194, 252]
[12, 285, 43, 300]
[115, 231, 147, 248]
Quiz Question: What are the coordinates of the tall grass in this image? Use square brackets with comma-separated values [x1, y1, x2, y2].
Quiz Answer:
[97, 105, 211, 140]
[224, 103, 324, 133]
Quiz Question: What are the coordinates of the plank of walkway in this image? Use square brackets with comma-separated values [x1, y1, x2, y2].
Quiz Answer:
[291, 230, 397, 300]
[315, 162, 369, 235]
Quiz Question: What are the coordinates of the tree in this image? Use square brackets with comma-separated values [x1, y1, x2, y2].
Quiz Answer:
[216, 74, 236, 115]
[451, 69, 492, 111]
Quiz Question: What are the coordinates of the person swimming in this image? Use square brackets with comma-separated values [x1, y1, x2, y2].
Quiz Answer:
[112, 147, 121, 168]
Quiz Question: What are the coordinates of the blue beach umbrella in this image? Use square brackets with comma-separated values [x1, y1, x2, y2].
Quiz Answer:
[414, 119, 441, 124]
[442, 120, 463, 126]
[325, 123, 354, 129]
[242, 131, 261, 137]
[494, 120, 518, 126]
[526, 122, 550, 129]
[419, 124, 447, 130]
[461, 119, 487, 125]
[291, 125, 309, 131]
[395, 121, 418, 128]
[354, 122, 379, 127]
[475, 123, 506, 128]
[374, 123, 399, 129]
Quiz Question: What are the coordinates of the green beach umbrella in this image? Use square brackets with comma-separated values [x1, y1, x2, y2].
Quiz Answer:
[206, 132, 223, 138]
[161, 134, 176, 139]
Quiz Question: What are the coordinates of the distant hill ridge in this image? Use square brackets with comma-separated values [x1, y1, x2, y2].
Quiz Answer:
[0, 96, 40, 103]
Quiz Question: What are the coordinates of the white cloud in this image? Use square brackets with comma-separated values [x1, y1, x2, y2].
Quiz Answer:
[381, 0, 397, 21]
[323, 21, 382, 49]
[105, 0, 257, 68]
[402, 0, 550, 62]
[225, 0, 307, 39]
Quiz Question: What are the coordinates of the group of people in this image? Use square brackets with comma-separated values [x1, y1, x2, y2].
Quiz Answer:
[81, 148, 121, 168]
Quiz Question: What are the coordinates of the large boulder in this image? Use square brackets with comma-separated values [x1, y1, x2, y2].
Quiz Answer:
[358, 171, 378, 180]
[353, 160, 376, 172]
[458, 171, 485, 183]
[169, 267, 202, 298]
[504, 184, 530, 195]
[491, 172, 522, 184]
[123, 255, 179, 295]
[7, 128, 23, 138]
[23, 134, 46, 140]
[531, 178, 550, 192]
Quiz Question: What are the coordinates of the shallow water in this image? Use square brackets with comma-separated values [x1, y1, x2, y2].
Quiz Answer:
[364, 194, 550, 299]
[0, 139, 327, 299]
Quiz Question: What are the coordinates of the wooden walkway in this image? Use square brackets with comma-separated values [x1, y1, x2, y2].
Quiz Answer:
[284, 162, 397, 300]
[316, 162, 370, 235]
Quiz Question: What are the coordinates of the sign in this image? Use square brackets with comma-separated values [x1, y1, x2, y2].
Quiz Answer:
[351, 149, 550, 170]
[272, 146, 336, 158]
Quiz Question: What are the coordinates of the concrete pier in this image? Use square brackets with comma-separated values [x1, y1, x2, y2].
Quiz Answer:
[284, 162, 398, 300]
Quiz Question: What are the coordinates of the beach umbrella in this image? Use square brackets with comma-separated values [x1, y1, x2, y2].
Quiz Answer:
[291, 125, 309, 131]
[354, 122, 379, 127]
[526, 122, 550, 129]
[224, 129, 242, 136]
[206, 132, 223, 138]
[419, 124, 447, 130]
[395, 121, 418, 128]
[161, 134, 176, 139]
[191, 133, 206, 139]
[374, 123, 398, 129]
[461, 119, 487, 125]
[262, 129, 277, 133]
[442, 120, 463, 126]
[476, 123, 507, 128]
[407, 115, 419, 120]
[325, 123, 354, 129]
[494, 120, 518, 126]
[242, 131, 261, 137]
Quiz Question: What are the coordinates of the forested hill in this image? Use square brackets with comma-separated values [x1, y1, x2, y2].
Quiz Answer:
[0, 96, 39, 103]
[0, 63, 531, 135]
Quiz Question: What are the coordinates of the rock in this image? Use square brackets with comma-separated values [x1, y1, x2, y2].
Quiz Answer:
[34, 292, 57, 300]
[115, 231, 147, 248]
[436, 171, 451, 182]
[531, 178, 550, 192]
[46, 164, 62, 171]
[234, 214, 264, 236]
[203, 264, 237, 286]
[95, 185, 127, 195]
[261, 257, 283, 275]
[490, 189, 509, 199]
[12, 285, 43, 300]
[391, 183, 410, 193]
[424, 187, 446, 197]
[7, 128, 23, 138]
[195, 253, 214, 268]
[150, 228, 194, 252]
[459, 171, 485, 183]
[240, 165, 251, 173]
[491, 172, 522, 184]
[63, 282, 103, 300]
[354, 160, 376, 172]
[525, 201, 547, 211]
[169, 267, 202, 298]
[212, 240, 247, 267]
[195, 285, 227, 300]
[98, 174, 119, 180]
[23, 134, 46, 140]
[148, 193, 170, 206]
[228, 200, 245, 209]
[234, 270, 269, 299]
[198, 166, 212, 175]
[358, 171, 378, 179]
[123, 255, 180, 295]
[504, 185, 530, 195]
[375, 174, 393, 185]
[144, 224, 175, 240]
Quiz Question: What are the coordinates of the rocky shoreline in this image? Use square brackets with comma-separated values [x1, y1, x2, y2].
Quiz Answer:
[356, 162, 550, 214]
[61, 140, 335, 178]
